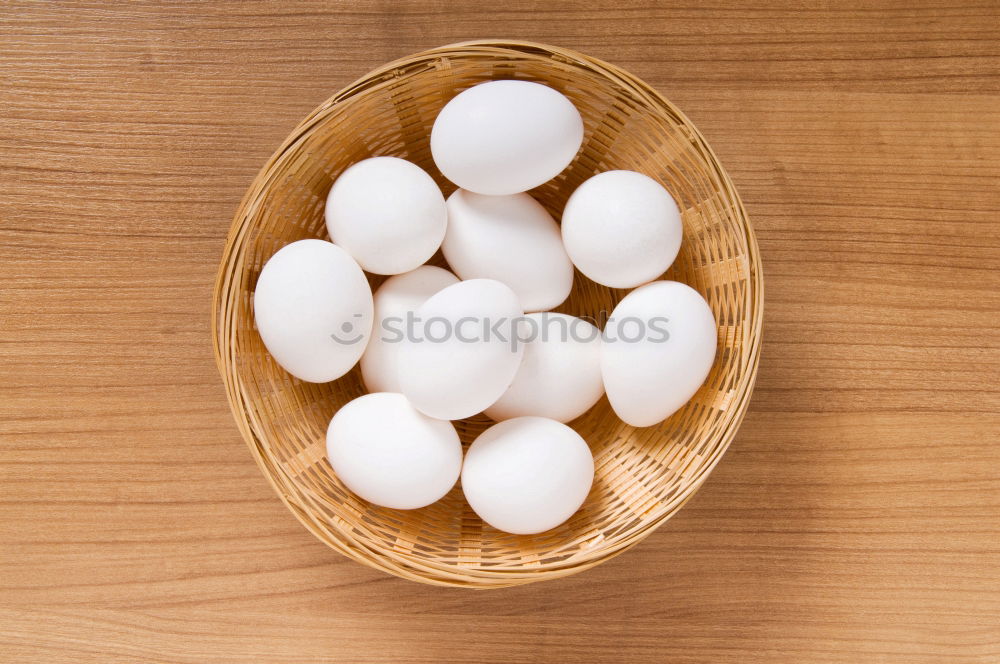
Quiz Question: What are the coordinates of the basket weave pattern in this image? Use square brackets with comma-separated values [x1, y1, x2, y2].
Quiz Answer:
[213, 41, 763, 588]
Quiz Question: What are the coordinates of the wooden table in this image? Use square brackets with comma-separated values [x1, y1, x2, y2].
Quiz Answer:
[3, 2, 998, 662]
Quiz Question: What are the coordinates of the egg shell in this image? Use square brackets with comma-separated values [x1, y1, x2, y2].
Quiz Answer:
[431, 80, 584, 196]
[253, 239, 373, 383]
[461, 417, 594, 535]
[562, 170, 683, 288]
[399, 279, 524, 420]
[485, 313, 604, 423]
[325, 157, 447, 275]
[442, 189, 573, 312]
[361, 266, 460, 393]
[326, 393, 462, 510]
[601, 281, 717, 427]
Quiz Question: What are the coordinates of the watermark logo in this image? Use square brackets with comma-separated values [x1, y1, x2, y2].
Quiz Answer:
[331, 311, 669, 350]
[330, 313, 367, 345]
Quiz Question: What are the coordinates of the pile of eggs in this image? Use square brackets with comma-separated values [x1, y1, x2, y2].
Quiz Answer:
[253, 80, 717, 535]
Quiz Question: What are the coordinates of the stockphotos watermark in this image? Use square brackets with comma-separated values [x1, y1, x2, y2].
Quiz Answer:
[331, 311, 669, 350]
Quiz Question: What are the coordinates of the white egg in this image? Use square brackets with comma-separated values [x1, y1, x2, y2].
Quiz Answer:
[431, 80, 584, 195]
[601, 281, 717, 427]
[325, 157, 447, 275]
[253, 239, 373, 383]
[442, 189, 573, 311]
[399, 279, 524, 420]
[361, 266, 459, 393]
[461, 417, 594, 535]
[485, 313, 604, 423]
[562, 170, 683, 288]
[326, 393, 462, 509]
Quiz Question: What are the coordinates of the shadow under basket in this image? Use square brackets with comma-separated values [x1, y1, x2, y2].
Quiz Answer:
[213, 40, 763, 588]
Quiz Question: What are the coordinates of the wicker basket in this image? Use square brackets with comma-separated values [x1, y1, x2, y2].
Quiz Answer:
[213, 40, 763, 588]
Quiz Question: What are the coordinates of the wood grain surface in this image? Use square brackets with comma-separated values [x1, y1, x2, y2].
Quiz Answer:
[2, 1, 999, 662]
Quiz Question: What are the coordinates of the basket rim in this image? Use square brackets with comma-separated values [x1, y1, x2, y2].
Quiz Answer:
[212, 39, 764, 588]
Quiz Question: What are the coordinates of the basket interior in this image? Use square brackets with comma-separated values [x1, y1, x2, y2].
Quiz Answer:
[218, 43, 758, 586]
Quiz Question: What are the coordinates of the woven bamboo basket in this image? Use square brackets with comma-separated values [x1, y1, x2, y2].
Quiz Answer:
[213, 40, 763, 588]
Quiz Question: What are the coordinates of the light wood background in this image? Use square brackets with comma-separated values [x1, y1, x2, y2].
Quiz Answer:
[2, 2, 999, 662]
